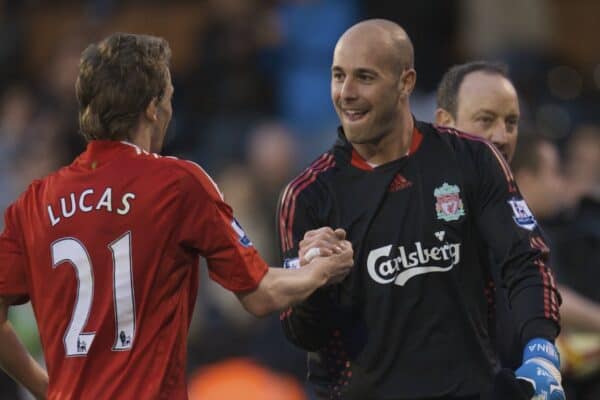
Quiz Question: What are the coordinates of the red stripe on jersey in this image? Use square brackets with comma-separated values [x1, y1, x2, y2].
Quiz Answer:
[535, 259, 550, 318]
[350, 126, 423, 171]
[279, 154, 331, 248]
[279, 154, 335, 252]
[279, 154, 330, 236]
[408, 127, 423, 155]
[530, 236, 550, 254]
[284, 154, 335, 251]
[279, 307, 292, 320]
[530, 235, 560, 321]
[351, 149, 374, 171]
[436, 126, 517, 193]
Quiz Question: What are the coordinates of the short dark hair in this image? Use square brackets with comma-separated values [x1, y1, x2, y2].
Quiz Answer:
[436, 61, 509, 118]
[76, 32, 172, 141]
[511, 135, 548, 175]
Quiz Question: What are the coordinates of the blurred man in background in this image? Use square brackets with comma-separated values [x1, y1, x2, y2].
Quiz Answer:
[511, 136, 565, 220]
[435, 61, 519, 163]
[279, 20, 562, 400]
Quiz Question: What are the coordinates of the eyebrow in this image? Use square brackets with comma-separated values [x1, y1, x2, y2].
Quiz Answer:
[355, 68, 378, 75]
[331, 66, 379, 75]
[474, 109, 497, 115]
[473, 109, 520, 120]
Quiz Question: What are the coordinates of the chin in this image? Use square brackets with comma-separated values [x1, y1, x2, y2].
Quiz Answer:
[342, 123, 366, 141]
[344, 125, 385, 145]
[343, 129, 365, 144]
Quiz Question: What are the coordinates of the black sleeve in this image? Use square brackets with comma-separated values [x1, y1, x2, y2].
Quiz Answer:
[277, 180, 336, 351]
[471, 142, 561, 346]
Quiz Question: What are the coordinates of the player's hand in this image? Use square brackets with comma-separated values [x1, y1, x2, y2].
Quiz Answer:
[515, 338, 565, 400]
[307, 239, 353, 285]
[299, 227, 347, 266]
[483, 368, 534, 400]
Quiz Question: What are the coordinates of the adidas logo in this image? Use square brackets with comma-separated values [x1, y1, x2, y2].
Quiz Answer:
[389, 173, 412, 192]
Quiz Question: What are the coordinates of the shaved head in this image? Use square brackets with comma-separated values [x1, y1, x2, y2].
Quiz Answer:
[331, 19, 417, 162]
[336, 19, 414, 72]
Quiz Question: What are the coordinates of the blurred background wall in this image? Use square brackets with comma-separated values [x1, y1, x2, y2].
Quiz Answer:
[1, 1, 599, 399]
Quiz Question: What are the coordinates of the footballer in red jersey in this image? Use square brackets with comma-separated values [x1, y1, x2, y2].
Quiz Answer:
[0, 33, 353, 400]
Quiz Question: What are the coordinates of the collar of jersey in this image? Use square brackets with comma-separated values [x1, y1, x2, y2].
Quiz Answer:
[337, 126, 423, 172]
[75, 140, 143, 168]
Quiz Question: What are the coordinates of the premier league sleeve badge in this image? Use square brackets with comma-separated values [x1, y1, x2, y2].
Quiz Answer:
[507, 197, 537, 230]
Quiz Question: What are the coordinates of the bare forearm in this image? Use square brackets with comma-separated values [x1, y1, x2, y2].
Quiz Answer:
[0, 297, 48, 400]
[237, 242, 353, 317]
[0, 321, 48, 399]
[559, 284, 600, 332]
[238, 266, 323, 317]
[266, 266, 327, 310]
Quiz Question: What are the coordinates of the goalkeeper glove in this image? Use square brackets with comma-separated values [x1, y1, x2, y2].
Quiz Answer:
[515, 338, 565, 400]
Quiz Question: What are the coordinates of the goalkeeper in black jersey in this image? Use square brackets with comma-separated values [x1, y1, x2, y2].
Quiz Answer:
[278, 19, 564, 400]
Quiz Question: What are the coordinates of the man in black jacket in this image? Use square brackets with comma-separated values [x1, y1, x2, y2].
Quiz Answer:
[278, 19, 564, 400]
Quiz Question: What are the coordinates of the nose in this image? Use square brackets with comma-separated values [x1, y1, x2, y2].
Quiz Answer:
[490, 124, 508, 147]
[339, 77, 358, 102]
[490, 124, 509, 157]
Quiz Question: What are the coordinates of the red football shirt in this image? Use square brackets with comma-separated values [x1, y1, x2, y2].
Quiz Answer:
[0, 141, 268, 399]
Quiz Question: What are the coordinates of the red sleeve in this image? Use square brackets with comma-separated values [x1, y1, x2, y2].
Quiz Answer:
[0, 203, 30, 304]
[176, 162, 268, 292]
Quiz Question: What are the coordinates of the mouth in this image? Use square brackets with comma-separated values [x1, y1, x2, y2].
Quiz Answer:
[341, 109, 368, 122]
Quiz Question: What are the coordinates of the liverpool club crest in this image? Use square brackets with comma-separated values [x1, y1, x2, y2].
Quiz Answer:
[434, 183, 465, 222]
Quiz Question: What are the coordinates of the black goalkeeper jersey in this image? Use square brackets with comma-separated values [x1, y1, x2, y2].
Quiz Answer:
[277, 120, 560, 400]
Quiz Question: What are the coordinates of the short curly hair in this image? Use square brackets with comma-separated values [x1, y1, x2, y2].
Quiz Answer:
[76, 32, 172, 141]
[436, 61, 509, 118]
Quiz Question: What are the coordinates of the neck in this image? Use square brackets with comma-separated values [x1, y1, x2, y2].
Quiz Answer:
[129, 127, 152, 153]
[352, 110, 414, 165]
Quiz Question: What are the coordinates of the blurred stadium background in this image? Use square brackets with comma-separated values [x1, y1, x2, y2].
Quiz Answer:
[1, 0, 599, 399]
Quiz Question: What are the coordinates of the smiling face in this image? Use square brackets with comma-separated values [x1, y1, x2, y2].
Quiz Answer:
[330, 28, 413, 146]
[453, 71, 520, 162]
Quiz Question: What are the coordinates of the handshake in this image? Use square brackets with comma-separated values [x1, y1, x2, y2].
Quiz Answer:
[297, 227, 354, 286]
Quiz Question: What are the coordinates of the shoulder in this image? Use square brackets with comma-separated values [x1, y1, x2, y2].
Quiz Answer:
[423, 122, 515, 189]
[9, 174, 51, 214]
[154, 155, 223, 201]
[420, 121, 506, 167]
[421, 121, 490, 154]
[279, 151, 336, 207]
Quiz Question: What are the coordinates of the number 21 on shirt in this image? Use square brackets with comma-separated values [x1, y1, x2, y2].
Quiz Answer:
[51, 231, 135, 356]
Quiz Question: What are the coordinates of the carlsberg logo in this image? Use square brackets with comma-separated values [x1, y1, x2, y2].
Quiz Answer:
[367, 242, 461, 286]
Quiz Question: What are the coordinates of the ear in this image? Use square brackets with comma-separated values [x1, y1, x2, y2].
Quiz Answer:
[399, 68, 417, 97]
[435, 108, 455, 127]
[144, 98, 159, 122]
